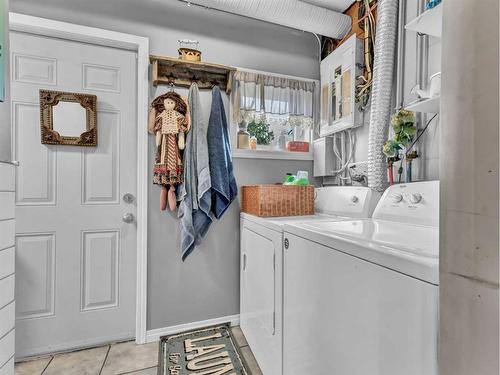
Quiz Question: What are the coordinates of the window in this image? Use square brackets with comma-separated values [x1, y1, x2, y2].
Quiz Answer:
[231, 69, 317, 160]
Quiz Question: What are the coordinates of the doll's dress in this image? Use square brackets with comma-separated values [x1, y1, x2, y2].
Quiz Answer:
[153, 109, 188, 185]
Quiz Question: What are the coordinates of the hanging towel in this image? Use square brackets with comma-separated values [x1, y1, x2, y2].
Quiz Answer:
[207, 86, 238, 219]
[195, 86, 212, 228]
[178, 83, 213, 260]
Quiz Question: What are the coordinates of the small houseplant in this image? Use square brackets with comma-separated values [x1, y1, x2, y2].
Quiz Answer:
[247, 118, 274, 145]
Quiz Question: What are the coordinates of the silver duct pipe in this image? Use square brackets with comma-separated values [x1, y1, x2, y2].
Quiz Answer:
[183, 0, 351, 39]
[300, 0, 354, 12]
[367, 0, 399, 192]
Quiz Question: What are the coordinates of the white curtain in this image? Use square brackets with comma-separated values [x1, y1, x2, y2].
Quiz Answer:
[232, 71, 315, 127]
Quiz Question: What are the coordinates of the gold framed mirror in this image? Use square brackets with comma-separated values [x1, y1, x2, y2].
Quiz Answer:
[39, 90, 98, 146]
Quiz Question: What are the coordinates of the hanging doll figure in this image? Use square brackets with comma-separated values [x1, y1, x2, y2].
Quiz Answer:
[148, 91, 190, 211]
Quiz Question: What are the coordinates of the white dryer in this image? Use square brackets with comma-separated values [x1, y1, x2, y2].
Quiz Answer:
[283, 181, 439, 375]
[239, 186, 380, 375]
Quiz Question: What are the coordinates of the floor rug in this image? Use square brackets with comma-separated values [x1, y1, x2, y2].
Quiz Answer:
[158, 324, 248, 375]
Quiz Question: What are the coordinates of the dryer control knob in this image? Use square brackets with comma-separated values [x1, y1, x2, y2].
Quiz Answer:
[350, 195, 359, 203]
[392, 193, 403, 203]
[409, 193, 422, 204]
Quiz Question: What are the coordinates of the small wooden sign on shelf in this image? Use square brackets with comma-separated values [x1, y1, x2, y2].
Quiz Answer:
[150, 55, 236, 94]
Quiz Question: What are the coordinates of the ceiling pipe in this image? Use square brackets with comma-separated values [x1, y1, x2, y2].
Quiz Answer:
[300, 0, 354, 12]
[180, 0, 352, 39]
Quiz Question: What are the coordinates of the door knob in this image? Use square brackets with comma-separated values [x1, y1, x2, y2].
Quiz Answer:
[122, 213, 134, 223]
[123, 193, 135, 204]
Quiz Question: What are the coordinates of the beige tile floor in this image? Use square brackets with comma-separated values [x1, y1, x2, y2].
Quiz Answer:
[15, 326, 261, 375]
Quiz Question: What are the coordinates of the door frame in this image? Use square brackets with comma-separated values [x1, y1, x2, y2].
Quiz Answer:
[9, 12, 150, 344]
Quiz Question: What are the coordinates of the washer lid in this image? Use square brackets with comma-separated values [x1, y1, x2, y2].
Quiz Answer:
[284, 219, 439, 285]
[241, 212, 347, 232]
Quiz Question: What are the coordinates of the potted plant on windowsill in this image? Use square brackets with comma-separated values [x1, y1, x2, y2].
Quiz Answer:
[247, 118, 274, 150]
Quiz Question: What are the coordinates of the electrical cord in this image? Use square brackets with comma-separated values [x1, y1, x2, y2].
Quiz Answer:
[331, 130, 355, 175]
[355, 0, 376, 110]
[395, 113, 438, 183]
[406, 113, 438, 154]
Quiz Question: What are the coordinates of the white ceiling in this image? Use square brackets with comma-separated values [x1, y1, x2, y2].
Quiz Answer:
[300, 0, 355, 12]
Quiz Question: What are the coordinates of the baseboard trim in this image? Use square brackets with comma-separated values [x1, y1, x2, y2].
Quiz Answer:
[145, 314, 240, 343]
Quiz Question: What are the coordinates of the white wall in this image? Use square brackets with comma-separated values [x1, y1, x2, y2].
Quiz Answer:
[404, 0, 441, 182]
[439, 0, 499, 374]
[350, 0, 441, 182]
[0, 163, 15, 375]
[10, 0, 319, 331]
[419, 36, 441, 180]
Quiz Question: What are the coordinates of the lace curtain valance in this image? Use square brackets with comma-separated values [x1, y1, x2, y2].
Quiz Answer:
[232, 71, 315, 127]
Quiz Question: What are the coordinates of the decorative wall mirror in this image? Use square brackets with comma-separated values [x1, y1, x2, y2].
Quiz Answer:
[39, 90, 98, 146]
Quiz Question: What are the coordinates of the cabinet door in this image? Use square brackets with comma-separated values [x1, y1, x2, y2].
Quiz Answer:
[240, 219, 282, 375]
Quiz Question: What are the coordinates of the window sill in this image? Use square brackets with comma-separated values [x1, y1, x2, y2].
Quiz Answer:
[232, 149, 313, 161]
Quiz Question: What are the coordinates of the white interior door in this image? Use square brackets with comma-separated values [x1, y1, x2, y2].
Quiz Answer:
[10, 31, 138, 358]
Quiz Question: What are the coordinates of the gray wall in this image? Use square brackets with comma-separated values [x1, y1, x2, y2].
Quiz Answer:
[439, 0, 499, 373]
[0, 0, 10, 162]
[10, 0, 318, 330]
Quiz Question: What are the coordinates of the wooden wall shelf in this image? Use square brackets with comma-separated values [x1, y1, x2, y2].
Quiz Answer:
[150, 55, 236, 94]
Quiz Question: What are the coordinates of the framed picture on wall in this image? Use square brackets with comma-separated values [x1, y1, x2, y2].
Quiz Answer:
[0, 0, 5, 102]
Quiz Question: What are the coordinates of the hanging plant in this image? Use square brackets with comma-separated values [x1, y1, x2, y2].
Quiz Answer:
[390, 109, 416, 147]
[383, 109, 417, 184]
[247, 118, 275, 145]
[382, 110, 416, 157]
[383, 139, 403, 158]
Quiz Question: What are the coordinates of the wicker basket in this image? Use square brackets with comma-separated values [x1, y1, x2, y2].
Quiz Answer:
[241, 185, 315, 217]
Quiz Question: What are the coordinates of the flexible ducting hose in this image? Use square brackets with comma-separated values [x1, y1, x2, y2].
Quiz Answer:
[367, 0, 399, 192]
[183, 0, 351, 39]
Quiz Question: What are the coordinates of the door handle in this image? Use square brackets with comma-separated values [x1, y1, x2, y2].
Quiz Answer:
[122, 213, 134, 223]
[123, 193, 135, 204]
[243, 253, 247, 271]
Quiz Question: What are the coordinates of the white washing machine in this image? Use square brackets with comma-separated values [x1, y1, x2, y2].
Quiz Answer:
[239, 186, 380, 375]
[283, 181, 439, 375]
